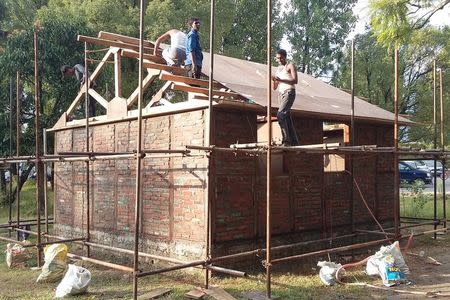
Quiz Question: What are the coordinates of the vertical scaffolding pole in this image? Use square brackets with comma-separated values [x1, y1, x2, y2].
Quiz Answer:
[16, 71, 20, 233]
[9, 78, 13, 236]
[133, 1, 145, 298]
[43, 129, 49, 234]
[350, 39, 355, 234]
[84, 42, 91, 257]
[440, 69, 446, 228]
[433, 60, 438, 238]
[394, 49, 400, 239]
[34, 28, 43, 266]
[205, 0, 216, 289]
[266, 0, 273, 297]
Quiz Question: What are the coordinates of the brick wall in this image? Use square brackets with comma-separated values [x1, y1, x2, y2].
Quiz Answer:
[54, 106, 396, 262]
[54, 110, 208, 260]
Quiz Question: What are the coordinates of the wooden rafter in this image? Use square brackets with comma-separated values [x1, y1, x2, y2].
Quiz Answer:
[121, 49, 166, 65]
[145, 81, 172, 110]
[78, 35, 154, 54]
[66, 49, 114, 116]
[160, 72, 223, 89]
[142, 61, 187, 76]
[127, 69, 160, 107]
[171, 84, 243, 99]
[98, 31, 156, 49]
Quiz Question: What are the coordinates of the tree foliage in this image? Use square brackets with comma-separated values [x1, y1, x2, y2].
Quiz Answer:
[282, 0, 357, 77]
[332, 28, 450, 144]
[369, 0, 450, 49]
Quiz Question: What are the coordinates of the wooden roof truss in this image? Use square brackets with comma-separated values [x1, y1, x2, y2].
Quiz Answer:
[59, 31, 246, 127]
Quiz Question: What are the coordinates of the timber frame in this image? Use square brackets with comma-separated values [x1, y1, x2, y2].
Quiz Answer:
[57, 31, 244, 128]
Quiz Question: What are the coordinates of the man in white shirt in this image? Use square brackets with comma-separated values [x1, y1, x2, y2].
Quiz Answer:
[153, 29, 187, 67]
[271, 49, 299, 146]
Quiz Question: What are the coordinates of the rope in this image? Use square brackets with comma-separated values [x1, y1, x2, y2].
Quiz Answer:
[344, 170, 390, 240]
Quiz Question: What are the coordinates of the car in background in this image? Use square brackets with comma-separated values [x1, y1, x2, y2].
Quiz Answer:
[403, 160, 431, 173]
[422, 160, 448, 180]
[399, 161, 432, 184]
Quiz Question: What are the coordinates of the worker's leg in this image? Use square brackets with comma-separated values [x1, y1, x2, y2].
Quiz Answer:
[162, 47, 176, 66]
[277, 89, 297, 145]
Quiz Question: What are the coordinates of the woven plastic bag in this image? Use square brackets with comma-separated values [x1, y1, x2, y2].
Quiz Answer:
[36, 243, 68, 283]
[5, 242, 32, 268]
[55, 264, 91, 298]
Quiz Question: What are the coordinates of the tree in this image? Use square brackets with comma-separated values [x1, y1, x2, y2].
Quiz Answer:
[0, 15, 93, 204]
[282, 0, 357, 77]
[369, 0, 450, 49]
[221, 0, 283, 63]
[332, 28, 450, 144]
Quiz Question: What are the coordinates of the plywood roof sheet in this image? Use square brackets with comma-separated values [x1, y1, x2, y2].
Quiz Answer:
[202, 53, 412, 125]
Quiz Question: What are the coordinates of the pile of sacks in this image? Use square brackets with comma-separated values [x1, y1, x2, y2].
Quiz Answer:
[6, 242, 91, 298]
[318, 241, 410, 287]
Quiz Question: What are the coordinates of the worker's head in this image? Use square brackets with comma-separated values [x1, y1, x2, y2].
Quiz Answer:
[275, 49, 287, 65]
[188, 18, 200, 31]
[60, 65, 74, 76]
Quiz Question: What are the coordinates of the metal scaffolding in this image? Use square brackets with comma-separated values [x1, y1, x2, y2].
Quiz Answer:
[0, 2, 448, 300]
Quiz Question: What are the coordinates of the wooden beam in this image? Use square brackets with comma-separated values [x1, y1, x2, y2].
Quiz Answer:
[127, 70, 160, 107]
[171, 84, 242, 99]
[114, 51, 122, 97]
[160, 72, 223, 88]
[78, 35, 154, 53]
[142, 61, 188, 76]
[99, 31, 156, 48]
[66, 49, 113, 116]
[88, 88, 109, 109]
[145, 81, 172, 110]
[121, 49, 166, 65]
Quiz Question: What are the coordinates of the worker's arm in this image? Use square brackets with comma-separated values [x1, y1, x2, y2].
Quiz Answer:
[153, 30, 171, 56]
[271, 75, 279, 90]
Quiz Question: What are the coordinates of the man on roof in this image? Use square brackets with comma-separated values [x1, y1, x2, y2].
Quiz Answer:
[61, 64, 97, 117]
[185, 17, 203, 79]
[271, 49, 299, 146]
[153, 29, 187, 67]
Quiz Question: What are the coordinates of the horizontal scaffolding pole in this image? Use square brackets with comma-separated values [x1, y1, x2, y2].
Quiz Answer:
[0, 219, 54, 229]
[206, 265, 247, 277]
[67, 252, 134, 272]
[271, 238, 391, 265]
[355, 230, 396, 236]
[137, 259, 206, 278]
[0, 235, 34, 246]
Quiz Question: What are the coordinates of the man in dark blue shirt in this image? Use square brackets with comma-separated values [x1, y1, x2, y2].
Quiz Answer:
[185, 18, 203, 79]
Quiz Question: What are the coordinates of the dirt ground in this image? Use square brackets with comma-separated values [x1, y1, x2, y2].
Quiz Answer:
[353, 229, 450, 299]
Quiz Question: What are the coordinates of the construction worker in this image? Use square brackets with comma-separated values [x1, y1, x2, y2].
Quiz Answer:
[153, 29, 187, 67]
[185, 18, 203, 79]
[271, 49, 299, 146]
[61, 64, 96, 117]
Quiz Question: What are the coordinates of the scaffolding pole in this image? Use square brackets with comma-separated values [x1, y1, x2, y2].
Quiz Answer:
[205, 0, 216, 290]
[84, 41, 91, 258]
[439, 68, 446, 228]
[266, 0, 273, 297]
[394, 48, 400, 239]
[34, 28, 44, 267]
[132, 1, 145, 298]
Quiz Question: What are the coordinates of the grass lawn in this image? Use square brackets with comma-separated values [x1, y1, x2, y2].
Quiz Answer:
[0, 239, 373, 300]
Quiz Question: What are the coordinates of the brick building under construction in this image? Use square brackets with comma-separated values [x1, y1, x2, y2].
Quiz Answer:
[50, 32, 411, 263]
